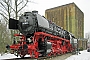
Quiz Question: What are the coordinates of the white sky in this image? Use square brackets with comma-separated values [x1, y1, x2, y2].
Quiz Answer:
[26, 0, 90, 37]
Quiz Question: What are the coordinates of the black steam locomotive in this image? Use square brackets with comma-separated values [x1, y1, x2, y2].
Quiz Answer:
[8, 11, 75, 58]
[9, 11, 70, 40]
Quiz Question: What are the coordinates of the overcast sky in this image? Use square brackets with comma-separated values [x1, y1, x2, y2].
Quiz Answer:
[26, 0, 90, 36]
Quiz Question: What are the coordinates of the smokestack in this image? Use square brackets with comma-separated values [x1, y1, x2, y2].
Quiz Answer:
[32, 10, 38, 14]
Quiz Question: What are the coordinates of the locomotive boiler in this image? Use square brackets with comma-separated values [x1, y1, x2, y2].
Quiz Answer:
[6, 11, 75, 58]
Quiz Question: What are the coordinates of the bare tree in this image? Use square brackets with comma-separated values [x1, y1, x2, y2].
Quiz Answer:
[0, 0, 31, 39]
[0, 0, 30, 22]
[0, 18, 11, 52]
[0, 0, 33, 52]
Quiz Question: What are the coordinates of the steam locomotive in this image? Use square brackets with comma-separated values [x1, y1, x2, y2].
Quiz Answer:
[6, 11, 75, 58]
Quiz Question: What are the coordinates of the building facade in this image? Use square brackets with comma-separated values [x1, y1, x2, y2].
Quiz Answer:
[78, 39, 87, 50]
[45, 2, 84, 38]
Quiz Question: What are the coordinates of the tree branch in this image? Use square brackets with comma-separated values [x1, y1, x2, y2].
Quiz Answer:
[9, 5, 16, 12]
[17, 0, 23, 6]
[0, 10, 8, 16]
[0, 13, 8, 22]
[17, 0, 28, 13]
[0, 2, 8, 12]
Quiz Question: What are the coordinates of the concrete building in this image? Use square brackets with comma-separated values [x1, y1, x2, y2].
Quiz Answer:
[45, 2, 84, 38]
[78, 39, 87, 50]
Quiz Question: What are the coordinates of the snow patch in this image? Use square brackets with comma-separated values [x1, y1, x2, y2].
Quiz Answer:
[65, 50, 90, 60]
[0, 53, 30, 60]
[0, 50, 90, 60]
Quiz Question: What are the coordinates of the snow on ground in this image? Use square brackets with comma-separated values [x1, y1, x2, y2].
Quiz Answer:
[65, 50, 90, 60]
[0, 53, 20, 60]
[0, 53, 30, 60]
[0, 50, 90, 60]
